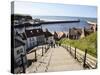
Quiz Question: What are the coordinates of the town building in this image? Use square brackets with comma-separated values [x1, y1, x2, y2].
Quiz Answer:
[68, 27, 84, 40]
[25, 28, 45, 51]
[87, 21, 97, 32]
[54, 32, 66, 40]
[44, 29, 54, 44]
[14, 34, 27, 73]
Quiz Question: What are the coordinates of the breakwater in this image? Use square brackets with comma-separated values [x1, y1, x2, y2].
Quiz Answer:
[40, 20, 80, 24]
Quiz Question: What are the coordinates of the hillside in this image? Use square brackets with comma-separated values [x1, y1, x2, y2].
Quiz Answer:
[58, 32, 97, 57]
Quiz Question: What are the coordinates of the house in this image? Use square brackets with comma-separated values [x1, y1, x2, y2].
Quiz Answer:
[17, 32, 28, 50]
[11, 14, 32, 25]
[54, 32, 66, 40]
[25, 28, 45, 51]
[44, 29, 54, 44]
[14, 36, 27, 73]
[87, 21, 97, 32]
[13, 20, 42, 52]
[69, 27, 84, 40]
[63, 31, 69, 38]
[83, 21, 97, 36]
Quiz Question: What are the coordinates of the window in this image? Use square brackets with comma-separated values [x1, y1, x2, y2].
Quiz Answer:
[32, 38, 34, 41]
[17, 48, 23, 55]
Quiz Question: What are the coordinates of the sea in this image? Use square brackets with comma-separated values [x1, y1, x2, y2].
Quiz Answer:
[32, 16, 97, 32]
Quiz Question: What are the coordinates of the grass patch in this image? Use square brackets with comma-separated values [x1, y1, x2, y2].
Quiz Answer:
[57, 32, 97, 57]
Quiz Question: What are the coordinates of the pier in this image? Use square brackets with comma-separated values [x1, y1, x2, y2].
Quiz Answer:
[40, 20, 80, 24]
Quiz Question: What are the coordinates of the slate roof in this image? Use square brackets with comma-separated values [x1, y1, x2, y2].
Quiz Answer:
[44, 30, 53, 38]
[14, 38, 25, 48]
[25, 28, 44, 38]
[15, 32, 27, 40]
[13, 23, 41, 28]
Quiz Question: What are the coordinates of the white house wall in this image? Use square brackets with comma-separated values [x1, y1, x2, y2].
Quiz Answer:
[14, 46, 26, 64]
[47, 36, 55, 44]
[14, 45, 27, 73]
[37, 35, 45, 45]
[26, 37, 37, 50]
[26, 38, 31, 49]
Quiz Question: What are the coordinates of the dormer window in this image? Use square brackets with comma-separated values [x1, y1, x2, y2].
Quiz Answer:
[30, 31, 33, 33]
[37, 30, 39, 33]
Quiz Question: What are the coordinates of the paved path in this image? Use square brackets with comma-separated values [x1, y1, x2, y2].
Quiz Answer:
[26, 46, 83, 73]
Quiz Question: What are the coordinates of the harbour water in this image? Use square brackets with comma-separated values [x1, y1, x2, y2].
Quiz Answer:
[32, 16, 97, 32]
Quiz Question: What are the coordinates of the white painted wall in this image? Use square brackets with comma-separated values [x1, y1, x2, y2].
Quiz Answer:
[14, 45, 26, 65]
[47, 36, 55, 44]
[37, 35, 45, 45]
[26, 37, 37, 49]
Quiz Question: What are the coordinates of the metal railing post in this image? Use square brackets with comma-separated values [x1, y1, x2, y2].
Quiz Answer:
[83, 49, 87, 68]
[75, 47, 76, 59]
[67, 45, 68, 51]
[95, 62, 97, 69]
[70, 44, 71, 54]
[34, 50, 37, 62]
[21, 54, 26, 73]
[42, 45, 43, 56]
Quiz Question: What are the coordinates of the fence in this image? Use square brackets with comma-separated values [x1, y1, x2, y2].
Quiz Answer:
[27, 44, 50, 60]
[14, 54, 27, 73]
[62, 44, 97, 69]
[14, 44, 50, 73]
